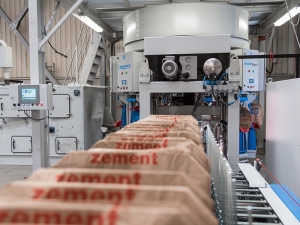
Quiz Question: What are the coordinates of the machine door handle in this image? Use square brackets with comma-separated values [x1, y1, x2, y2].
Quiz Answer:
[12, 139, 16, 149]
[1, 103, 3, 111]
[57, 141, 60, 151]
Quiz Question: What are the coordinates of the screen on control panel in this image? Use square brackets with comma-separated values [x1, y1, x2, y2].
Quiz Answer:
[18, 85, 40, 104]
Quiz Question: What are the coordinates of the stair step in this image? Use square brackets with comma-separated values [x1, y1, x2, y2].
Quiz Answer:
[93, 57, 101, 65]
[96, 49, 103, 56]
[90, 65, 99, 74]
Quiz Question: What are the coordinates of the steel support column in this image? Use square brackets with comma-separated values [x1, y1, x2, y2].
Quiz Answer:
[28, 0, 49, 171]
[227, 92, 240, 171]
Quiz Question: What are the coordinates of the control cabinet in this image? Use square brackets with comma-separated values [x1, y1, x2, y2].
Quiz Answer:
[231, 49, 265, 92]
[117, 52, 143, 92]
[232, 49, 266, 91]
[9, 84, 53, 110]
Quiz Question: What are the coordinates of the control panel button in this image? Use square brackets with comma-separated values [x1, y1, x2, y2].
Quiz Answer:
[40, 103, 44, 106]
[13, 103, 16, 107]
[17, 103, 20, 106]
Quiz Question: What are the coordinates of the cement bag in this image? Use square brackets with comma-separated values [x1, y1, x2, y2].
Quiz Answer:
[250, 104, 264, 128]
[144, 115, 198, 122]
[124, 123, 199, 136]
[27, 168, 213, 209]
[91, 138, 210, 173]
[0, 181, 215, 220]
[240, 106, 252, 130]
[111, 131, 202, 145]
[119, 127, 201, 143]
[54, 149, 211, 194]
[132, 121, 200, 135]
[0, 200, 201, 225]
[137, 119, 199, 130]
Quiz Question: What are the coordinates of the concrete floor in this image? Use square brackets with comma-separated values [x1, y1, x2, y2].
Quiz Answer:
[0, 165, 32, 188]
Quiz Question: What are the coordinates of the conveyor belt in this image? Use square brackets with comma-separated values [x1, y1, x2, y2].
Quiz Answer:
[206, 126, 299, 224]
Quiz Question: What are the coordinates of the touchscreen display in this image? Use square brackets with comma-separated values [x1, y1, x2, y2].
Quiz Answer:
[18, 85, 40, 104]
[22, 89, 36, 101]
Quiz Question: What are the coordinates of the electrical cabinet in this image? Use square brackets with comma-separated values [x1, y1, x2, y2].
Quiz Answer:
[0, 85, 105, 166]
[231, 49, 265, 92]
[117, 51, 143, 92]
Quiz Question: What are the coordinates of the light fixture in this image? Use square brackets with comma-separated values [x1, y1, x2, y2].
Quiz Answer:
[73, 14, 103, 32]
[274, 6, 300, 26]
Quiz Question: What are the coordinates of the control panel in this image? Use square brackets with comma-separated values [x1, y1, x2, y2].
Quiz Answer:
[9, 84, 53, 110]
[231, 49, 265, 92]
[117, 51, 143, 92]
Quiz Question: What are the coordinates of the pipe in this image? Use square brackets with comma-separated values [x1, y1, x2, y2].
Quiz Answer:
[0, 40, 10, 82]
[3, 68, 10, 80]
[0, 40, 7, 47]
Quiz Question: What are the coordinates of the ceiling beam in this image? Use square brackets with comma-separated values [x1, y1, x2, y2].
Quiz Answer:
[94, 7, 141, 13]
[260, 0, 295, 34]
[243, 5, 279, 13]
[97, 11, 130, 19]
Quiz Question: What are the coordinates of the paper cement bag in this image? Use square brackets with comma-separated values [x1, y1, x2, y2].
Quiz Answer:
[0, 181, 215, 219]
[130, 121, 200, 135]
[27, 168, 214, 210]
[106, 131, 202, 145]
[91, 138, 210, 173]
[250, 104, 264, 128]
[138, 119, 199, 130]
[125, 123, 200, 136]
[0, 200, 203, 225]
[54, 149, 211, 194]
[143, 115, 198, 124]
[240, 106, 252, 129]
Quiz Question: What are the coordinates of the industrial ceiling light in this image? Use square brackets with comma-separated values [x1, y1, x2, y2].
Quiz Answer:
[73, 14, 103, 32]
[274, 6, 300, 26]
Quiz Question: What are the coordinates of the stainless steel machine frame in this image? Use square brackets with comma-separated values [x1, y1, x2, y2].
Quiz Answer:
[206, 126, 299, 224]
[139, 35, 240, 170]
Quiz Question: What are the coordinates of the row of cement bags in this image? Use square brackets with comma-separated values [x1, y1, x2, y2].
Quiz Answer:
[0, 115, 217, 225]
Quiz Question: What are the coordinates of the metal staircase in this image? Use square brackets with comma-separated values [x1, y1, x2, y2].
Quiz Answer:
[79, 32, 106, 86]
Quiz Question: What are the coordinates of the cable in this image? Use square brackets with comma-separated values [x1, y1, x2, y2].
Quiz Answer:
[44, 27, 68, 58]
[47, 41, 68, 58]
[218, 72, 227, 81]
[190, 93, 201, 115]
[266, 62, 274, 74]
[289, 13, 300, 26]
[23, 111, 49, 121]
[284, 0, 300, 49]
[212, 86, 241, 106]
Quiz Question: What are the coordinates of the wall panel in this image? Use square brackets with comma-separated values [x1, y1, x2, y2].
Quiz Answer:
[249, 22, 296, 79]
[0, 0, 91, 82]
